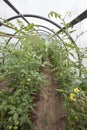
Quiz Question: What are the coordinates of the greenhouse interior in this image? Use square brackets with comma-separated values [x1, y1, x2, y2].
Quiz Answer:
[0, 0, 87, 130]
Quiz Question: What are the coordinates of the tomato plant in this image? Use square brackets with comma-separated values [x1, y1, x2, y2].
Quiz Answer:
[48, 11, 87, 130]
[0, 22, 47, 130]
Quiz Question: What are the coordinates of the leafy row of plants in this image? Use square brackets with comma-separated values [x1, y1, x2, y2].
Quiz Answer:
[48, 12, 87, 130]
[48, 41, 87, 130]
[0, 22, 47, 130]
[0, 12, 87, 130]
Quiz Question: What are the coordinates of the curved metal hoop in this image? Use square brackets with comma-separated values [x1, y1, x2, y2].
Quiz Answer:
[5, 14, 76, 45]
[6, 14, 61, 29]
[7, 24, 57, 44]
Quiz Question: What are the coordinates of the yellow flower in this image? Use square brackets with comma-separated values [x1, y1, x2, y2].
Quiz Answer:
[69, 93, 76, 101]
[74, 87, 80, 94]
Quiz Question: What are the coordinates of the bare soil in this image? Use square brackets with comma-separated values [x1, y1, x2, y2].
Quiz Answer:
[0, 81, 8, 90]
[34, 56, 66, 130]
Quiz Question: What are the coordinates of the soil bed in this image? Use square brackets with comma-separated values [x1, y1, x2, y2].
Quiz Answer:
[34, 55, 66, 130]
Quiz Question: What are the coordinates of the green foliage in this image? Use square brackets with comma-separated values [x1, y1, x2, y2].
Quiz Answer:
[0, 89, 34, 129]
[48, 11, 87, 130]
[0, 22, 47, 130]
[48, 11, 61, 19]
[0, 11, 87, 130]
[48, 41, 77, 87]
[48, 40, 87, 129]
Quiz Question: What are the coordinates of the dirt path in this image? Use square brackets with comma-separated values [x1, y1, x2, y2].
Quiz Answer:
[34, 55, 66, 130]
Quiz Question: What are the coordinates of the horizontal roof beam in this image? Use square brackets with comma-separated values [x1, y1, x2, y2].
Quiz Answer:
[3, 0, 29, 24]
[55, 10, 87, 35]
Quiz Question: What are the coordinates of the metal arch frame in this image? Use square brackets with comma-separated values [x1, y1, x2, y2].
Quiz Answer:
[2, 0, 68, 42]
[0, 14, 80, 74]
[6, 14, 76, 45]
[33, 29, 56, 40]
[1, 14, 79, 75]
[1, 0, 86, 77]
[6, 14, 61, 29]
[2, 0, 87, 45]
[5, 23, 68, 48]
[4, 14, 77, 67]
[1, 15, 72, 63]
[0, 14, 77, 53]
[7, 25, 69, 65]
[0, 10, 76, 45]
[6, 24, 68, 53]
[3, 0, 87, 32]
[35, 25, 55, 34]
[36, 25, 65, 42]
[13, 30, 57, 49]
[0, 14, 65, 44]
[2, 19, 69, 65]
[7, 24, 57, 44]
[6, 14, 82, 75]
[8, 29, 56, 45]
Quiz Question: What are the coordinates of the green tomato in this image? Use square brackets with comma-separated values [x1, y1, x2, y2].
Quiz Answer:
[0, 91, 2, 94]
[13, 126, 18, 130]
[11, 100, 14, 103]
[7, 125, 12, 130]
[27, 78, 31, 82]
[8, 117, 12, 122]
[20, 82, 23, 85]
[16, 121, 19, 125]
[75, 116, 78, 121]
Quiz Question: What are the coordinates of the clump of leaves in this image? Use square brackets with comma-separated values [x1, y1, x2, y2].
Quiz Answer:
[0, 21, 47, 130]
[48, 11, 87, 130]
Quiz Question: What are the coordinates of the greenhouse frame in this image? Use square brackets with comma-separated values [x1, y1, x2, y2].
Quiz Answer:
[0, 0, 87, 130]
